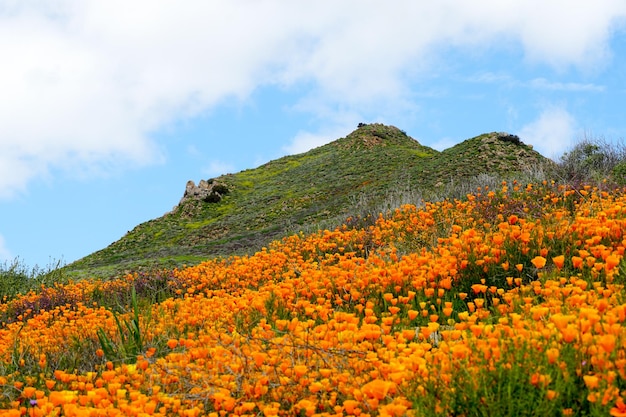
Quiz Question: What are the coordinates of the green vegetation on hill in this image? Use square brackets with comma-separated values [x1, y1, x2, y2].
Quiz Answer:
[427, 133, 546, 186]
[64, 124, 551, 277]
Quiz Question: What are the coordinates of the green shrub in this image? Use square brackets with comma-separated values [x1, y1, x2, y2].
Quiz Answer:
[0, 258, 31, 301]
[97, 286, 145, 364]
[613, 161, 626, 186]
[0, 257, 67, 303]
[555, 135, 626, 185]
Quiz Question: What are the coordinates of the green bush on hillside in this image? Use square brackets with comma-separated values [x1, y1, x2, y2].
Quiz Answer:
[613, 161, 626, 186]
[556, 135, 626, 185]
[0, 257, 66, 301]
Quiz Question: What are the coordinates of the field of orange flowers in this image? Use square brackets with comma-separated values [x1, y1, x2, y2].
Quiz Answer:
[1, 181, 626, 416]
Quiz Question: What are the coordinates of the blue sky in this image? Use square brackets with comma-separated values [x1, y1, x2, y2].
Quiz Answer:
[1, 1, 626, 269]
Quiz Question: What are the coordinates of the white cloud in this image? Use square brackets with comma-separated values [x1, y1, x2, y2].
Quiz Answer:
[468, 73, 605, 92]
[429, 137, 460, 152]
[528, 78, 605, 92]
[1, 0, 625, 197]
[202, 160, 236, 178]
[283, 122, 358, 155]
[518, 107, 577, 159]
[0, 234, 12, 263]
[467, 72, 516, 85]
[283, 131, 337, 155]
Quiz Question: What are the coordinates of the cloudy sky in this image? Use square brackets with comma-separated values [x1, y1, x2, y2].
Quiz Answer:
[2, 1, 626, 268]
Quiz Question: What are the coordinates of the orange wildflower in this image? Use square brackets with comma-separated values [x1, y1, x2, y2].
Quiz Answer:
[571, 256, 584, 269]
[343, 399, 360, 415]
[49, 390, 77, 407]
[101, 370, 116, 382]
[22, 387, 37, 398]
[531, 256, 547, 269]
[388, 306, 401, 315]
[263, 406, 280, 417]
[598, 334, 616, 354]
[3, 185, 626, 415]
[584, 375, 599, 390]
[606, 255, 620, 271]
[361, 379, 394, 400]
[610, 397, 626, 417]
[293, 365, 308, 378]
[552, 255, 565, 269]
[379, 402, 409, 416]
[546, 348, 559, 364]
[561, 325, 578, 343]
[297, 399, 316, 416]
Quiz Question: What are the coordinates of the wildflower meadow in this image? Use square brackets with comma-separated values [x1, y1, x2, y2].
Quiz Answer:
[1, 181, 626, 416]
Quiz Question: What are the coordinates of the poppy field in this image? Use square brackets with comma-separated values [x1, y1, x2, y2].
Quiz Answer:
[1, 181, 626, 416]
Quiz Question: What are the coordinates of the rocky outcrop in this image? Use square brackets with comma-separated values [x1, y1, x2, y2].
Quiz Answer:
[179, 179, 229, 205]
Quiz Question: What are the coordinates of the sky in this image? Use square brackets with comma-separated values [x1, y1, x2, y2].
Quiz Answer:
[1, 1, 626, 269]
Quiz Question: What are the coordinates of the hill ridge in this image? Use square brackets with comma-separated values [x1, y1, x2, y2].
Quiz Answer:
[65, 124, 550, 277]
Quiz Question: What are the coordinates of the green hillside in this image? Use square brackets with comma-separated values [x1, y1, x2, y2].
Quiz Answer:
[66, 124, 549, 277]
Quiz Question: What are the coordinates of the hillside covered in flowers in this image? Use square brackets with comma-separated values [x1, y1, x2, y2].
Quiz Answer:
[1, 181, 626, 416]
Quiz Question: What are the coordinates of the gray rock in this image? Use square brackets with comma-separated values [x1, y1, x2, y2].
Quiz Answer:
[179, 179, 229, 205]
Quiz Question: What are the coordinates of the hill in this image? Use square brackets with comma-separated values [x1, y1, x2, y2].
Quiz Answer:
[66, 124, 550, 277]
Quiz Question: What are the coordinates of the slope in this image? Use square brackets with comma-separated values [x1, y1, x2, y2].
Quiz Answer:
[66, 124, 549, 277]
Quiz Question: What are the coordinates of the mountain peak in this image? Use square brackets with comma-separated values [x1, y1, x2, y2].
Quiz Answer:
[334, 123, 435, 157]
[340, 123, 419, 149]
[483, 132, 525, 146]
